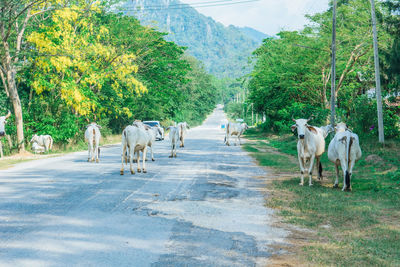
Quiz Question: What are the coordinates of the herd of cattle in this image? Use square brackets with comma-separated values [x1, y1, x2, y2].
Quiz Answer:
[0, 110, 361, 191]
[225, 118, 362, 192]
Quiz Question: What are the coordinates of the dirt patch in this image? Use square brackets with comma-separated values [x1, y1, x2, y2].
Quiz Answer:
[365, 154, 384, 164]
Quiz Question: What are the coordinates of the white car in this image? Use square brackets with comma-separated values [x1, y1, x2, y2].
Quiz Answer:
[143, 121, 164, 141]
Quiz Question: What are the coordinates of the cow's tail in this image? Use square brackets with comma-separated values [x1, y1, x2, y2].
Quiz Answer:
[318, 161, 323, 178]
[345, 132, 353, 190]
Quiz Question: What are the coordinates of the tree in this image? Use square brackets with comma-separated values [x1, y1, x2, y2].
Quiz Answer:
[0, 0, 69, 151]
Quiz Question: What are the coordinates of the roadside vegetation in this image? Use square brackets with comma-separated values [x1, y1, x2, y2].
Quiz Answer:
[0, 1, 228, 157]
[223, 1, 400, 265]
[243, 128, 400, 266]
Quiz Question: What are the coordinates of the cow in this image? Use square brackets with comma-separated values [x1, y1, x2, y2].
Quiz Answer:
[146, 126, 162, 161]
[291, 117, 327, 186]
[319, 125, 335, 138]
[0, 110, 12, 158]
[167, 126, 179, 158]
[31, 142, 45, 154]
[30, 134, 53, 153]
[120, 123, 149, 175]
[84, 123, 101, 163]
[132, 121, 161, 162]
[328, 123, 362, 191]
[224, 122, 248, 146]
[177, 122, 189, 148]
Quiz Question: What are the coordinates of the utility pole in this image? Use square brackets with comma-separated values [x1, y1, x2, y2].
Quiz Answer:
[370, 0, 385, 143]
[330, 0, 337, 128]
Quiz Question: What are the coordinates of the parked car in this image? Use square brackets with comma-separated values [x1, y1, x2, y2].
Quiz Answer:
[143, 121, 164, 140]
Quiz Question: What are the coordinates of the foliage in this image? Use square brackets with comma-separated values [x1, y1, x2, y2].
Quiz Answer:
[244, 0, 399, 138]
[1, 3, 219, 153]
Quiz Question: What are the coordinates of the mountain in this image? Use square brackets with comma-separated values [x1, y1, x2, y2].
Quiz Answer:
[116, 0, 267, 78]
[238, 27, 268, 44]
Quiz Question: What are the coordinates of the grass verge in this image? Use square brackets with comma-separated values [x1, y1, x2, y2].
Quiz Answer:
[244, 128, 400, 266]
[0, 134, 121, 170]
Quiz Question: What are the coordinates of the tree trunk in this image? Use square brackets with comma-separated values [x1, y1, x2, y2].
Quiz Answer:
[6, 68, 25, 152]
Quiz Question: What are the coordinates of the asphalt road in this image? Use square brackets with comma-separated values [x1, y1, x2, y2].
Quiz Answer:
[0, 108, 287, 267]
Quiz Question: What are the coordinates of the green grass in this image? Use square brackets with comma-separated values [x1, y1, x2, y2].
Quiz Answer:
[244, 128, 400, 266]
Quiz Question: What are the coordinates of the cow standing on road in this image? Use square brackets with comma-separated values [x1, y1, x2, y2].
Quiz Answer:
[0, 111, 12, 158]
[168, 126, 179, 158]
[120, 123, 149, 175]
[291, 118, 327, 186]
[224, 122, 248, 146]
[177, 122, 189, 148]
[84, 123, 101, 163]
[328, 123, 362, 191]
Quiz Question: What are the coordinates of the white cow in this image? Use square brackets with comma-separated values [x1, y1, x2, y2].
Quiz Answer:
[146, 126, 162, 161]
[319, 125, 335, 138]
[120, 123, 149, 175]
[291, 118, 327, 186]
[0, 110, 12, 158]
[84, 123, 101, 163]
[177, 122, 189, 148]
[31, 142, 45, 154]
[132, 122, 161, 162]
[167, 126, 179, 158]
[328, 123, 362, 191]
[224, 122, 248, 146]
[30, 134, 53, 153]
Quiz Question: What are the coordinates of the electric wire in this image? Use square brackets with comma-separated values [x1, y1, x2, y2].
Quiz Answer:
[119, 0, 261, 11]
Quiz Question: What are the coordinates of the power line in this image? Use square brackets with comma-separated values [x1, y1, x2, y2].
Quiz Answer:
[119, 0, 260, 11]
[123, 0, 239, 9]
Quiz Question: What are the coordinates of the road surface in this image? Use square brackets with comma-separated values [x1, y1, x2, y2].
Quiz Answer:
[0, 108, 287, 266]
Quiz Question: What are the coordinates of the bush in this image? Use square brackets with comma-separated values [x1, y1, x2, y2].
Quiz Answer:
[346, 95, 400, 139]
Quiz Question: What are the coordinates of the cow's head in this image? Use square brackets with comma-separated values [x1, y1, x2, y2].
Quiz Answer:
[0, 111, 11, 137]
[30, 134, 39, 143]
[335, 122, 348, 133]
[320, 125, 334, 138]
[291, 117, 313, 140]
[241, 123, 249, 130]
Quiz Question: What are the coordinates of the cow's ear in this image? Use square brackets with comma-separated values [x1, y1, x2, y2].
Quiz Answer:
[291, 124, 297, 132]
[307, 126, 318, 134]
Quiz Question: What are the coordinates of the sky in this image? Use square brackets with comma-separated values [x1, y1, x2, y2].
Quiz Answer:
[179, 0, 330, 35]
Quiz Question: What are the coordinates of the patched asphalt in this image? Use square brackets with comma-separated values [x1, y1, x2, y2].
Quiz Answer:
[0, 108, 287, 266]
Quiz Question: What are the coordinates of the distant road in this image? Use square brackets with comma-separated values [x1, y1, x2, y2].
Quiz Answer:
[0, 107, 286, 267]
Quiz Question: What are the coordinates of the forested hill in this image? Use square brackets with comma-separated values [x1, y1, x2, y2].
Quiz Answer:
[118, 0, 267, 78]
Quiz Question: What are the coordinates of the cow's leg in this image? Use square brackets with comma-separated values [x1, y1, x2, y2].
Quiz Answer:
[120, 145, 126, 175]
[136, 151, 141, 173]
[333, 163, 340, 188]
[150, 144, 155, 161]
[347, 159, 356, 191]
[142, 147, 147, 173]
[238, 135, 242, 145]
[95, 143, 99, 163]
[298, 155, 306, 186]
[0, 142, 3, 158]
[87, 142, 91, 162]
[174, 143, 177, 157]
[226, 134, 230, 146]
[130, 148, 135, 175]
[308, 154, 315, 186]
[169, 143, 174, 158]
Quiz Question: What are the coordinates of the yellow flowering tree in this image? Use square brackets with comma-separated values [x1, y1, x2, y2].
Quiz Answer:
[27, 5, 146, 119]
